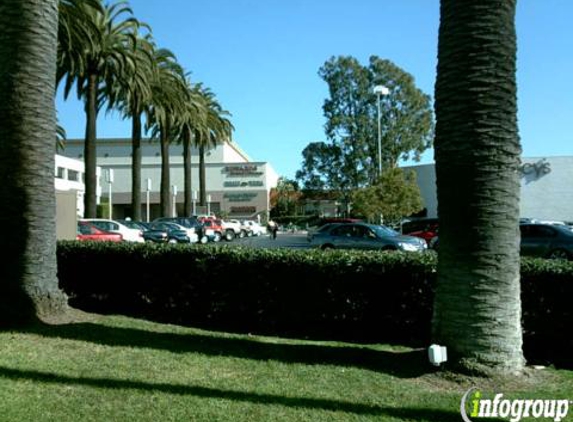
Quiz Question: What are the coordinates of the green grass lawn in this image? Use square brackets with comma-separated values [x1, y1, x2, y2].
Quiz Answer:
[1, 313, 571, 422]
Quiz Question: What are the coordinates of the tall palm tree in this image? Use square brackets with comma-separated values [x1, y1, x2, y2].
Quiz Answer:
[146, 48, 187, 217]
[59, 0, 139, 218]
[111, 30, 155, 221]
[432, 0, 524, 374]
[0, 0, 68, 323]
[173, 80, 207, 216]
[193, 85, 234, 207]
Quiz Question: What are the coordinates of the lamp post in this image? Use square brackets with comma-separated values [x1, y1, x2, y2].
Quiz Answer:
[192, 190, 197, 216]
[172, 185, 178, 217]
[146, 178, 152, 222]
[106, 168, 114, 219]
[373, 85, 390, 177]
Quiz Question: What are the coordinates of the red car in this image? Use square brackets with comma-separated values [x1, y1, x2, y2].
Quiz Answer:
[402, 218, 438, 246]
[77, 221, 123, 242]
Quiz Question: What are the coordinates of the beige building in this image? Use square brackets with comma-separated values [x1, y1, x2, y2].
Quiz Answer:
[61, 138, 279, 221]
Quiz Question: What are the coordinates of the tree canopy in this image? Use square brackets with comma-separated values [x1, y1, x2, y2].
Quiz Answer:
[297, 55, 434, 194]
[351, 168, 424, 225]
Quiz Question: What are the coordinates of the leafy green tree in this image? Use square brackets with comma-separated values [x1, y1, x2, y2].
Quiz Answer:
[297, 55, 433, 195]
[58, 0, 139, 218]
[432, 0, 524, 374]
[270, 178, 301, 217]
[351, 168, 423, 225]
[0, 0, 68, 323]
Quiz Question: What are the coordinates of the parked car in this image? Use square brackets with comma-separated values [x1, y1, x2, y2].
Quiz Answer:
[133, 221, 169, 243]
[520, 223, 573, 259]
[77, 221, 123, 242]
[198, 217, 226, 242]
[309, 222, 427, 252]
[429, 222, 573, 259]
[153, 217, 208, 244]
[149, 221, 196, 243]
[220, 219, 242, 240]
[402, 218, 439, 246]
[80, 218, 144, 243]
[243, 220, 266, 236]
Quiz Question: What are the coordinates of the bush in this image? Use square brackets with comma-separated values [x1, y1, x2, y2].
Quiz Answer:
[57, 242, 573, 367]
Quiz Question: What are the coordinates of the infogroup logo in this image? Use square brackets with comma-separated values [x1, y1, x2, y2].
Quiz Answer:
[460, 387, 571, 422]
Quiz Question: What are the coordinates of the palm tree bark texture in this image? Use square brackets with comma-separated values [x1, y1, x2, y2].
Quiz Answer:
[0, 0, 68, 324]
[432, 0, 525, 374]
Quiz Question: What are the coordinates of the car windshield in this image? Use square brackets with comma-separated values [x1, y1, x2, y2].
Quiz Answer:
[372, 225, 399, 237]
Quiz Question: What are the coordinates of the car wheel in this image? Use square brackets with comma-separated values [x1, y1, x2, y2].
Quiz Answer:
[168, 238, 177, 244]
[225, 230, 235, 241]
[321, 244, 334, 251]
[548, 249, 569, 260]
[213, 232, 222, 242]
[199, 235, 208, 244]
[239, 230, 246, 238]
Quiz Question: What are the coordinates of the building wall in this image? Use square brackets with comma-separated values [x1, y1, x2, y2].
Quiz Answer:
[61, 138, 279, 220]
[54, 154, 101, 216]
[405, 156, 573, 222]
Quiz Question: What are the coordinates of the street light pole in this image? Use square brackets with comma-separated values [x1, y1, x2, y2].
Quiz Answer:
[373, 85, 389, 177]
[172, 185, 178, 217]
[106, 168, 114, 219]
[146, 178, 152, 222]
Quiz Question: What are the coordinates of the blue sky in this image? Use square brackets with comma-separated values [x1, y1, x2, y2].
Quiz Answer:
[56, 0, 573, 180]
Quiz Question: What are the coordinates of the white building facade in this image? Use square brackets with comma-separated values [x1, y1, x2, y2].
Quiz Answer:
[406, 156, 573, 222]
[61, 138, 279, 220]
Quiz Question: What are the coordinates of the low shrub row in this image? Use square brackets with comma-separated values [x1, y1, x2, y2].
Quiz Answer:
[57, 242, 572, 367]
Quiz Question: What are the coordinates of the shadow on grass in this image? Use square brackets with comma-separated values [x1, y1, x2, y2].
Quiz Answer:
[0, 366, 463, 421]
[22, 322, 433, 378]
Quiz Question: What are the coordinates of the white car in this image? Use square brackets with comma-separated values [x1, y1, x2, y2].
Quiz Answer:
[243, 220, 266, 236]
[80, 218, 144, 243]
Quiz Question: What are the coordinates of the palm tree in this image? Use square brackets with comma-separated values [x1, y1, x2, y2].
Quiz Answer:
[146, 48, 188, 217]
[59, 0, 139, 218]
[111, 30, 155, 221]
[173, 80, 208, 216]
[432, 0, 524, 374]
[0, 0, 68, 323]
[193, 85, 234, 207]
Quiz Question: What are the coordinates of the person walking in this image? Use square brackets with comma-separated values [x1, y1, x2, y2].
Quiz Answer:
[267, 220, 278, 240]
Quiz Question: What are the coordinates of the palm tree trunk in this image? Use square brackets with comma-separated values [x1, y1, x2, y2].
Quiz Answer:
[160, 122, 171, 217]
[0, 0, 68, 324]
[83, 71, 98, 218]
[131, 111, 142, 221]
[199, 143, 206, 206]
[432, 0, 524, 374]
[183, 129, 192, 216]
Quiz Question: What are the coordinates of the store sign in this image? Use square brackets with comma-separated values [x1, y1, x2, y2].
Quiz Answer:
[230, 206, 256, 214]
[224, 180, 264, 187]
[224, 165, 263, 177]
[519, 159, 551, 178]
[223, 192, 258, 202]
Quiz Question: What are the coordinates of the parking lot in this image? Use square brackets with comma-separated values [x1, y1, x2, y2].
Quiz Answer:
[230, 231, 310, 249]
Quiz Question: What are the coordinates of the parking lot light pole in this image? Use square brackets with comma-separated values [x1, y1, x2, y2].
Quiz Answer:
[106, 168, 114, 219]
[373, 85, 390, 177]
[172, 185, 178, 217]
[192, 190, 197, 216]
[146, 178, 152, 222]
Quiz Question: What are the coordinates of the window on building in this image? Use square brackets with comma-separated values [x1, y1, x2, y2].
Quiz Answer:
[68, 170, 79, 182]
[56, 167, 65, 179]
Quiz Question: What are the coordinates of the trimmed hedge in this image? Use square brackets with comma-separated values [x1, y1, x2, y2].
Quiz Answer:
[57, 242, 572, 368]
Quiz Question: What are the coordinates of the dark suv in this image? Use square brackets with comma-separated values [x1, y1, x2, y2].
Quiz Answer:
[153, 217, 208, 244]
